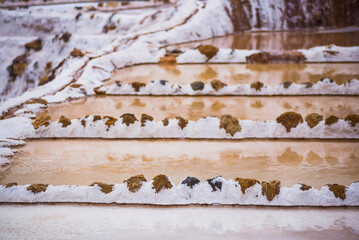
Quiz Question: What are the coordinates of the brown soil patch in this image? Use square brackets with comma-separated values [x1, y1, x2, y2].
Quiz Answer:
[27, 184, 48, 194]
[299, 184, 312, 191]
[8, 54, 28, 77]
[70, 48, 84, 57]
[70, 84, 82, 88]
[219, 114, 242, 136]
[162, 116, 188, 129]
[93, 115, 102, 122]
[152, 174, 173, 193]
[159, 55, 177, 65]
[250, 81, 264, 91]
[282, 81, 293, 89]
[60, 32, 72, 42]
[59, 115, 71, 128]
[24, 39, 42, 51]
[246, 51, 305, 63]
[345, 114, 359, 127]
[210, 79, 227, 91]
[276, 112, 303, 132]
[25, 98, 48, 105]
[305, 113, 323, 128]
[140, 114, 154, 127]
[198, 45, 219, 60]
[94, 87, 106, 95]
[38, 75, 50, 86]
[131, 82, 146, 92]
[80, 119, 86, 127]
[326, 184, 346, 200]
[124, 174, 147, 193]
[90, 182, 114, 194]
[104, 116, 117, 129]
[5, 182, 17, 188]
[325, 115, 339, 126]
[120, 113, 137, 126]
[262, 180, 281, 201]
[32, 115, 51, 130]
[234, 178, 260, 194]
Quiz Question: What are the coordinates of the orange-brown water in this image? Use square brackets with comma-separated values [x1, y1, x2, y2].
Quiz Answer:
[1, 139, 358, 188]
[108, 63, 359, 86]
[177, 29, 359, 50]
[42, 96, 359, 121]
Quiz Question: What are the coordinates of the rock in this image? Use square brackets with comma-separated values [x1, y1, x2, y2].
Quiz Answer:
[305, 113, 323, 128]
[94, 87, 106, 95]
[250, 81, 264, 91]
[59, 32, 72, 42]
[124, 174, 147, 193]
[302, 82, 313, 88]
[24, 39, 42, 51]
[276, 112, 303, 132]
[319, 78, 334, 83]
[181, 177, 200, 188]
[59, 115, 71, 127]
[160, 80, 169, 85]
[210, 79, 227, 91]
[261, 180, 281, 201]
[191, 81, 205, 91]
[104, 116, 117, 129]
[345, 114, 359, 127]
[140, 114, 154, 127]
[234, 178, 260, 194]
[325, 115, 339, 126]
[326, 184, 346, 200]
[93, 115, 102, 122]
[159, 55, 177, 64]
[246, 51, 305, 63]
[131, 82, 146, 92]
[152, 174, 173, 193]
[7, 54, 28, 77]
[198, 45, 219, 60]
[5, 182, 17, 188]
[120, 113, 137, 126]
[80, 119, 86, 127]
[206, 176, 223, 192]
[115, 81, 122, 87]
[162, 116, 188, 129]
[219, 115, 242, 136]
[38, 75, 50, 86]
[26, 98, 48, 105]
[27, 184, 48, 194]
[282, 81, 293, 89]
[70, 48, 84, 57]
[299, 184, 312, 191]
[70, 84, 82, 88]
[32, 115, 51, 130]
[90, 182, 114, 194]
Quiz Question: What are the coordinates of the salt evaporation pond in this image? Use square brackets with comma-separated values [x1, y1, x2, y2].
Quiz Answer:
[1, 139, 358, 188]
[42, 95, 359, 121]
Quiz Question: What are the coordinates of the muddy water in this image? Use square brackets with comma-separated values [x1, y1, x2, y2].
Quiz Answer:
[109, 63, 359, 86]
[1, 139, 358, 188]
[42, 96, 359, 121]
[1, 205, 358, 240]
[177, 29, 359, 50]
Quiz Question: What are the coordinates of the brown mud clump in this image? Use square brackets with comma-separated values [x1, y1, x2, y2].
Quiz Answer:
[234, 178, 260, 194]
[300, 184, 312, 191]
[276, 112, 303, 132]
[90, 182, 114, 194]
[93, 115, 102, 122]
[124, 174, 147, 193]
[140, 113, 154, 127]
[282, 81, 293, 89]
[305, 113, 323, 128]
[162, 116, 188, 129]
[27, 184, 49, 194]
[152, 174, 173, 193]
[120, 113, 137, 126]
[345, 114, 359, 127]
[181, 177, 200, 188]
[5, 182, 18, 188]
[159, 55, 177, 65]
[198, 45, 219, 60]
[211, 79, 227, 91]
[326, 184, 346, 200]
[191, 81, 205, 91]
[80, 119, 86, 127]
[219, 115, 242, 136]
[104, 116, 117, 129]
[246, 51, 305, 63]
[25, 39, 42, 51]
[131, 82, 146, 92]
[59, 115, 71, 127]
[94, 87, 106, 95]
[70, 84, 82, 88]
[60, 32, 72, 42]
[250, 81, 264, 91]
[262, 180, 281, 201]
[32, 115, 51, 130]
[26, 98, 48, 105]
[38, 75, 50, 86]
[302, 82, 313, 88]
[70, 48, 84, 57]
[325, 115, 339, 126]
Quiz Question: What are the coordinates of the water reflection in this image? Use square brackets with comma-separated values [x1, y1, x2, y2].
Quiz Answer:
[1, 139, 358, 188]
